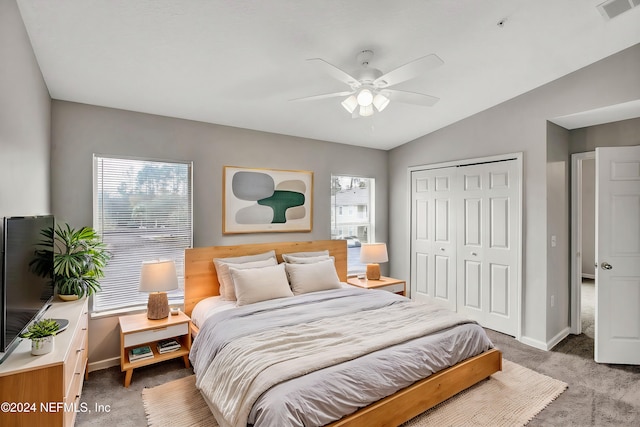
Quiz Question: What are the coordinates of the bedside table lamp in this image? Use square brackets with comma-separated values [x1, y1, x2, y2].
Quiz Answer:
[360, 243, 388, 280]
[139, 260, 178, 320]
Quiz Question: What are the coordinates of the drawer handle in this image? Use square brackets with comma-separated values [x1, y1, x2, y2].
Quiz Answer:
[152, 327, 168, 332]
[76, 348, 85, 353]
[82, 327, 88, 331]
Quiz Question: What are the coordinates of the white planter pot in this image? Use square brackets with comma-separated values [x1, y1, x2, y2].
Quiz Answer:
[31, 335, 54, 355]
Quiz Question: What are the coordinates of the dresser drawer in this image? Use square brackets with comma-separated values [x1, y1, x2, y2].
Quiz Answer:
[124, 323, 188, 348]
[64, 325, 87, 399]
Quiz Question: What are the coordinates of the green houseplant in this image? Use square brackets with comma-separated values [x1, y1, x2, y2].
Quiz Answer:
[31, 223, 111, 300]
[19, 318, 60, 355]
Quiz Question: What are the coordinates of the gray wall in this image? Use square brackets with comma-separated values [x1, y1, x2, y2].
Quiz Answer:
[51, 101, 389, 365]
[0, 0, 51, 217]
[389, 43, 640, 349]
[546, 122, 570, 340]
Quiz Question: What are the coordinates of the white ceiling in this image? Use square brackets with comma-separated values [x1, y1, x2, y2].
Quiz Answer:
[16, 0, 640, 150]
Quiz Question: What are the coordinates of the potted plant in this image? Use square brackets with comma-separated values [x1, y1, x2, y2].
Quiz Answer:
[31, 223, 111, 300]
[20, 318, 60, 355]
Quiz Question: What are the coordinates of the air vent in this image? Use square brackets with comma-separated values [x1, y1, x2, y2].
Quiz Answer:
[597, 0, 638, 19]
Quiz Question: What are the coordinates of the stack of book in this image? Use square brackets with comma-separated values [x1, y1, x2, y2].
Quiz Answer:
[129, 345, 153, 362]
[157, 339, 181, 354]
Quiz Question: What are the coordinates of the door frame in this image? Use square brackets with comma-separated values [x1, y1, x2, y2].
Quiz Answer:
[407, 152, 524, 340]
[570, 151, 595, 335]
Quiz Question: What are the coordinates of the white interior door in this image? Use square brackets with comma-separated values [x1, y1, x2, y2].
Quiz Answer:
[595, 145, 640, 365]
[411, 168, 456, 311]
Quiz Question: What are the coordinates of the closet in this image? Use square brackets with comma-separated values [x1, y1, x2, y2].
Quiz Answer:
[410, 156, 521, 336]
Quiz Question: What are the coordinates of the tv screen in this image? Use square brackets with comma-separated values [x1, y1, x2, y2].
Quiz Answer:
[1, 215, 54, 353]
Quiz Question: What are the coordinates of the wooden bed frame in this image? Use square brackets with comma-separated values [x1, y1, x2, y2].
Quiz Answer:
[184, 239, 502, 427]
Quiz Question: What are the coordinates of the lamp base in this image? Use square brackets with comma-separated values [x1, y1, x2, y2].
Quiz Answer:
[366, 263, 381, 280]
[147, 292, 169, 320]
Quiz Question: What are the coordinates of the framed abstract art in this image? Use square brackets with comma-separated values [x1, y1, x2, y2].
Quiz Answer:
[223, 166, 313, 233]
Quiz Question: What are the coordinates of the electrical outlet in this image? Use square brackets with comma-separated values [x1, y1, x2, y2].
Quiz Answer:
[551, 235, 557, 248]
[550, 295, 555, 307]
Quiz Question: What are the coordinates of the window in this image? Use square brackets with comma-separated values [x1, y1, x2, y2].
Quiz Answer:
[331, 175, 375, 275]
[93, 156, 193, 313]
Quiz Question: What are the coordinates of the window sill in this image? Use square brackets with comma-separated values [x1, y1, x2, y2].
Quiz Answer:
[90, 300, 184, 320]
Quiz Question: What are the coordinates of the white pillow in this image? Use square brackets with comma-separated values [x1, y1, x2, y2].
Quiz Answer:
[284, 259, 342, 295]
[213, 251, 277, 300]
[230, 263, 294, 306]
[284, 254, 332, 264]
[282, 250, 329, 263]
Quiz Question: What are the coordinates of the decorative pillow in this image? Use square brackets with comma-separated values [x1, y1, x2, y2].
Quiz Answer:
[284, 259, 342, 295]
[282, 250, 329, 263]
[230, 263, 294, 306]
[213, 250, 276, 300]
[284, 254, 333, 264]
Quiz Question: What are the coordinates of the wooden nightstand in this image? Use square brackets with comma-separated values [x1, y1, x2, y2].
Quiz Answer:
[118, 311, 191, 387]
[347, 276, 406, 296]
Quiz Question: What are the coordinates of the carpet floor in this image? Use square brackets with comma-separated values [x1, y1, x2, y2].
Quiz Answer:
[141, 360, 566, 427]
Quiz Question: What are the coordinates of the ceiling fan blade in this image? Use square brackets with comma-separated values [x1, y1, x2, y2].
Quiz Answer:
[374, 54, 444, 88]
[385, 89, 440, 107]
[307, 58, 360, 87]
[290, 90, 354, 102]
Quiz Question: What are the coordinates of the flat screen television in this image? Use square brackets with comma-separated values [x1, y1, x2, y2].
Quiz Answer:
[0, 215, 54, 354]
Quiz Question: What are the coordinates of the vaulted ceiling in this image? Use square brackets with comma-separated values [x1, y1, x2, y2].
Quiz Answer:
[17, 0, 640, 150]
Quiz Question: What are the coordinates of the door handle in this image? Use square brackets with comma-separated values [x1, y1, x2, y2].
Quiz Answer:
[601, 262, 613, 270]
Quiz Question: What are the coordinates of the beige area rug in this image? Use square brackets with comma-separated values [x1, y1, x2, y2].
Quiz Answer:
[142, 360, 567, 427]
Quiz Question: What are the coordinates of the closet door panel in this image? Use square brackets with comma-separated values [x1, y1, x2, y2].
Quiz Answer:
[412, 158, 519, 336]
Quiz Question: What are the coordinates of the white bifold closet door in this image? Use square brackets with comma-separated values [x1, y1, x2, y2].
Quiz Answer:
[411, 159, 519, 336]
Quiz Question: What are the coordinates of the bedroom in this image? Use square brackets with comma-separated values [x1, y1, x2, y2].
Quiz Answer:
[1, 0, 640, 426]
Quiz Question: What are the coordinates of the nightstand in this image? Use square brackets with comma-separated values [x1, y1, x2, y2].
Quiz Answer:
[347, 276, 406, 296]
[118, 311, 191, 387]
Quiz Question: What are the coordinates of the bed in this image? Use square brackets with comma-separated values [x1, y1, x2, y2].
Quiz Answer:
[185, 240, 502, 427]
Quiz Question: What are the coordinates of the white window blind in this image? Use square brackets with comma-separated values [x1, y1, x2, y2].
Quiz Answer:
[93, 156, 193, 313]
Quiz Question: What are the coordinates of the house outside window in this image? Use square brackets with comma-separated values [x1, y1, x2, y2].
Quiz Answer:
[93, 155, 193, 313]
[331, 175, 375, 275]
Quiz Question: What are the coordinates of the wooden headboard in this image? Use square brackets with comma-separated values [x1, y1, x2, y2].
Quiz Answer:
[184, 240, 347, 317]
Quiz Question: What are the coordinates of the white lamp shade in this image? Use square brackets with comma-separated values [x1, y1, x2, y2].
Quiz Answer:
[341, 95, 358, 113]
[373, 93, 390, 112]
[356, 89, 374, 106]
[139, 260, 178, 292]
[359, 104, 374, 117]
[360, 243, 389, 263]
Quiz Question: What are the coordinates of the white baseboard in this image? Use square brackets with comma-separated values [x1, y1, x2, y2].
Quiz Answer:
[88, 356, 120, 373]
[547, 327, 571, 350]
[518, 335, 548, 351]
[519, 327, 570, 351]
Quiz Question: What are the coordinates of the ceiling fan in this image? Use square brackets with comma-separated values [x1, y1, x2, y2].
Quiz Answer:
[293, 50, 443, 118]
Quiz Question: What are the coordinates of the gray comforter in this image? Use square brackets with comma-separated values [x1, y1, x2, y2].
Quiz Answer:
[190, 288, 493, 427]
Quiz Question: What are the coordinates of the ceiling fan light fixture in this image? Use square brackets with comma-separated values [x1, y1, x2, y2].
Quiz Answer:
[341, 95, 358, 113]
[373, 93, 390, 112]
[356, 89, 374, 107]
[359, 104, 374, 117]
